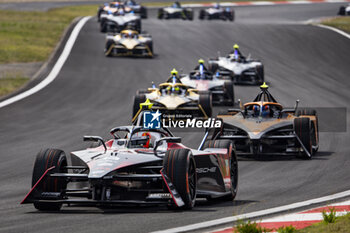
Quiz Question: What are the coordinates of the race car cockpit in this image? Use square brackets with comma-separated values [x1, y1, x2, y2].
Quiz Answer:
[159, 83, 188, 96]
[120, 30, 138, 39]
[243, 82, 283, 118]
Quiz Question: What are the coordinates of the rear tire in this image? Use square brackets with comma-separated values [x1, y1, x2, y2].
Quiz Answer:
[208, 62, 218, 73]
[133, 93, 146, 118]
[141, 7, 148, 19]
[199, 9, 205, 19]
[199, 93, 212, 117]
[32, 149, 68, 211]
[163, 149, 197, 209]
[158, 8, 164, 19]
[224, 81, 234, 105]
[256, 65, 264, 85]
[294, 117, 313, 159]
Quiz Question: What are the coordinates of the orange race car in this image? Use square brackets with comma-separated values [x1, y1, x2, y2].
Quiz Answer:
[202, 83, 319, 159]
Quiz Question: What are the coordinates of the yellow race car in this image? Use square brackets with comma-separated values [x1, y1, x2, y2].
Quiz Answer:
[204, 83, 319, 159]
[132, 72, 212, 121]
[105, 29, 153, 57]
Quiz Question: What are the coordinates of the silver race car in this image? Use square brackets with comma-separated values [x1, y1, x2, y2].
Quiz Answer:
[21, 117, 238, 210]
[208, 47, 264, 85]
[199, 4, 234, 21]
[180, 61, 234, 106]
[100, 7, 141, 33]
[105, 29, 153, 57]
[158, 2, 193, 20]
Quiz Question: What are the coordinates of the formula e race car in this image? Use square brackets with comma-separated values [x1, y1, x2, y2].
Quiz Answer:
[98, 1, 147, 21]
[21, 116, 238, 210]
[208, 52, 264, 85]
[207, 83, 319, 159]
[97, 1, 121, 22]
[124, 0, 148, 18]
[158, 2, 193, 20]
[132, 77, 212, 121]
[100, 7, 141, 33]
[199, 4, 234, 21]
[338, 4, 350, 15]
[180, 65, 234, 106]
[105, 29, 153, 57]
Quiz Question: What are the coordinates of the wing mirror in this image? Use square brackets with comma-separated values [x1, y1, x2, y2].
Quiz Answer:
[83, 136, 107, 152]
[154, 137, 181, 157]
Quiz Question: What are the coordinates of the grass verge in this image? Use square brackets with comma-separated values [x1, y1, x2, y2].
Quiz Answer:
[298, 212, 350, 233]
[0, 75, 29, 97]
[322, 16, 350, 34]
[0, 5, 97, 64]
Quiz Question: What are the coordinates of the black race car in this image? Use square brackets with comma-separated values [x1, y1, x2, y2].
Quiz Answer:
[21, 113, 238, 210]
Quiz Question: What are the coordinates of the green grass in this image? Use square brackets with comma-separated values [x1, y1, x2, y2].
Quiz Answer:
[298, 212, 350, 233]
[0, 5, 97, 64]
[234, 220, 271, 233]
[0, 75, 29, 97]
[322, 16, 350, 34]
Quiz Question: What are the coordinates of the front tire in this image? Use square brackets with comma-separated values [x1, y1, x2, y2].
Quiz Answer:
[294, 117, 313, 159]
[163, 149, 197, 209]
[199, 93, 212, 117]
[32, 149, 68, 211]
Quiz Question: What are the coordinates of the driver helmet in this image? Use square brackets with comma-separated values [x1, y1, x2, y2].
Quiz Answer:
[262, 105, 270, 117]
[214, 3, 220, 9]
[171, 68, 178, 76]
[142, 132, 151, 148]
[118, 8, 125, 15]
[233, 44, 239, 50]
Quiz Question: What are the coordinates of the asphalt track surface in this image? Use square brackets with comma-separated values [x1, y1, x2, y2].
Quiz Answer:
[0, 3, 350, 233]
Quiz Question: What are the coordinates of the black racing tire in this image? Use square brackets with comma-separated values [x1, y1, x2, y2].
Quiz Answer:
[230, 10, 235, 21]
[338, 6, 346, 15]
[100, 21, 107, 33]
[186, 10, 194, 20]
[199, 93, 213, 118]
[158, 8, 164, 19]
[105, 39, 114, 57]
[137, 89, 151, 95]
[256, 65, 264, 85]
[140, 7, 148, 19]
[296, 109, 318, 152]
[224, 81, 234, 105]
[135, 20, 142, 32]
[294, 117, 313, 159]
[199, 9, 205, 20]
[133, 93, 146, 118]
[97, 8, 104, 22]
[208, 62, 218, 73]
[32, 149, 68, 211]
[202, 140, 238, 201]
[163, 149, 197, 209]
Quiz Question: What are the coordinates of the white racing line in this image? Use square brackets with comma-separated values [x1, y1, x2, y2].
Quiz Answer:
[0, 16, 91, 109]
[152, 190, 350, 233]
[315, 24, 350, 39]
